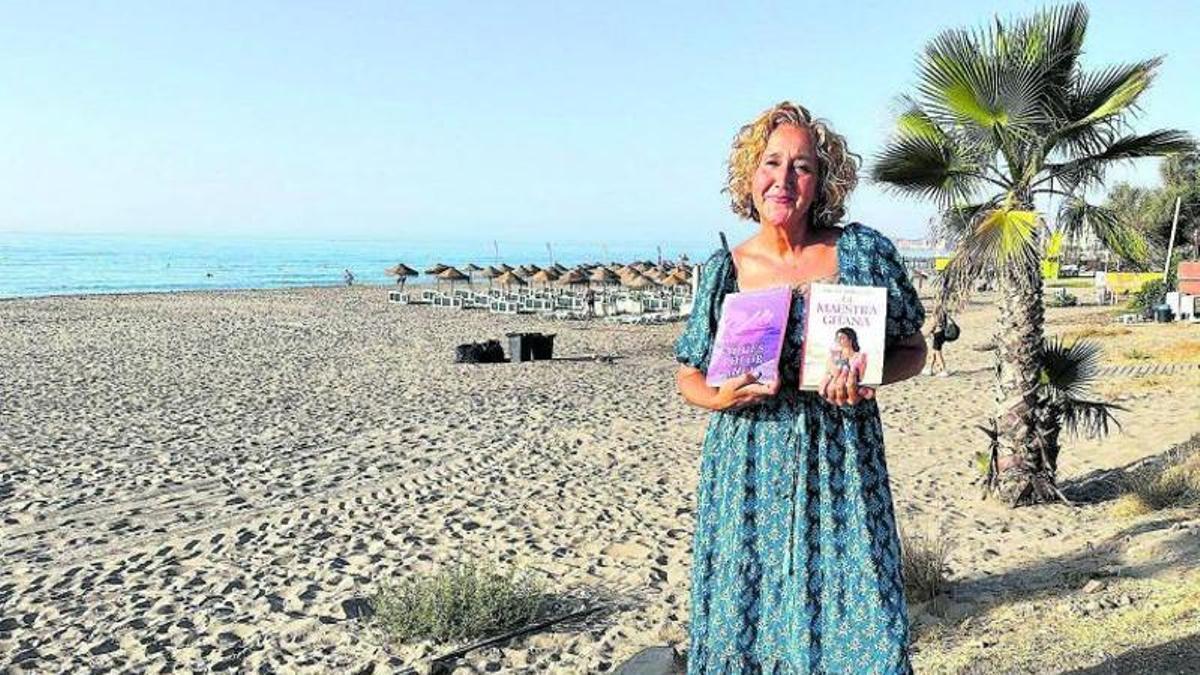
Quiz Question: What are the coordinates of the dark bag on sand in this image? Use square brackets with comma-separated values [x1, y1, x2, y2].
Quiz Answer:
[943, 317, 961, 342]
[454, 340, 506, 364]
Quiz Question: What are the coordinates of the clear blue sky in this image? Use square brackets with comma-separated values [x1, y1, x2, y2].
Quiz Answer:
[2, 1, 1196, 245]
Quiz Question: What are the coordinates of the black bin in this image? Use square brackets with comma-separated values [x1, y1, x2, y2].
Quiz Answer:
[1154, 305, 1173, 323]
[506, 332, 534, 362]
[529, 333, 556, 360]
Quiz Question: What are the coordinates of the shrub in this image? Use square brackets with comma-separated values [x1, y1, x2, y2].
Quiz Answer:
[1130, 278, 1169, 312]
[1046, 288, 1079, 307]
[372, 562, 546, 644]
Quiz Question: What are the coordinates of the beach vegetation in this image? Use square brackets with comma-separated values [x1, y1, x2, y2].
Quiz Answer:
[371, 562, 547, 644]
[913, 572, 1200, 673]
[1045, 288, 1079, 307]
[901, 527, 952, 603]
[1111, 442, 1200, 517]
[1129, 277, 1171, 311]
[871, 3, 1195, 505]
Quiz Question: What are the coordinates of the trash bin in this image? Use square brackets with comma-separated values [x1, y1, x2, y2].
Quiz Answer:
[529, 333, 556, 360]
[1153, 305, 1173, 323]
[505, 332, 533, 362]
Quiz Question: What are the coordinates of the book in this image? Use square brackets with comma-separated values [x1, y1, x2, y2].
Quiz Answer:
[705, 286, 792, 388]
[800, 283, 888, 391]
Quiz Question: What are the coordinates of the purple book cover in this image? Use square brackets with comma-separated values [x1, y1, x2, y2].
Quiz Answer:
[705, 286, 792, 388]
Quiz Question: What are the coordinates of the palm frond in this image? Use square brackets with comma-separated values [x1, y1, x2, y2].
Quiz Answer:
[916, 26, 1051, 143]
[935, 199, 1002, 245]
[1040, 336, 1103, 400]
[1030, 3, 1088, 95]
[1070, 58, 1163, 125]
[969, 204, 1041, 266]
[1040, 336, 1122, 439]
[1057, 197, 1150, 264]
[895, 98, 947, 142]
[871, 135, 985, 206]
[1048, 130, 1196, 189]
[939, 203, 1040, 304]
[1057, 398, 1124, 439]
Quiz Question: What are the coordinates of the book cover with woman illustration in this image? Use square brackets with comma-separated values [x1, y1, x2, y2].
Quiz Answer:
[800, 282, 888, 390]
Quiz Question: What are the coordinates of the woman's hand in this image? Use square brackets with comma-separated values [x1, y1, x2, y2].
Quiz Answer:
[675, 366, 780, 412]
[713, 372, 780, 411]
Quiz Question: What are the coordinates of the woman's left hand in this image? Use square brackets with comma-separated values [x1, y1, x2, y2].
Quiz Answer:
[819, 379, 875, 406]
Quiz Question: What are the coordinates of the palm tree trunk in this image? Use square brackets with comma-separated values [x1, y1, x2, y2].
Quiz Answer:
[991, 258, 1058, 505]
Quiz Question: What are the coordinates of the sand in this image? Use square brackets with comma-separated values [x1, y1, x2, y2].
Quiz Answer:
[1, 285, 1197, 673]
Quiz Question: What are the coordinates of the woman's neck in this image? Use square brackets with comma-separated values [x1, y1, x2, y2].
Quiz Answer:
[757, 217, 816, 258]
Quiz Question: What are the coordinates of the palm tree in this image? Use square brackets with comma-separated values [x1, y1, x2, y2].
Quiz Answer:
[872, 3, 1195, 505]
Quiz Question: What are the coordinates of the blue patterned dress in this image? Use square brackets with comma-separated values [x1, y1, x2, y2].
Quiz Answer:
[674, 223, 924, 674]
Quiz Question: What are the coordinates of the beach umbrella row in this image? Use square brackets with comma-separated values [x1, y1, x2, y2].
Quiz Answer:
[385, 258, 693, 291]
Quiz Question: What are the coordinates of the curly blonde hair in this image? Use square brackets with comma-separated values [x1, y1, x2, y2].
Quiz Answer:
[724, 101, 860, 228]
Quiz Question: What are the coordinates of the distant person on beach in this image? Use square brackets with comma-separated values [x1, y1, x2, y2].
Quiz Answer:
[584, 288, 596, 317]
[343, 269, 355, 286]
[924, 308, 952, 377]
[672, 101, 927, 672]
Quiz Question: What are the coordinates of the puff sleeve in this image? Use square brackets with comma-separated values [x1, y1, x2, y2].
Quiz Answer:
[874, 232, 926, 346]
[673, 249, 734, 372]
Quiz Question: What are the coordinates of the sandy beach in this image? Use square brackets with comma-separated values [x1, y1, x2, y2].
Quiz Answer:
[2, 286, 1198, 673]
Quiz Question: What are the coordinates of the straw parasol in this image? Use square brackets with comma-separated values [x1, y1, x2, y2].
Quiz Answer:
[661, 269, 691, 290]
[494, 270, 527, 288]
[551, 263, 569, 274]
[589, 267, 620, 286]
[617, 264, 640, 279]
[477, 265, 501, 289]
[438, 266, 470, 293]
[495, 263, 514, 273]
[622, 271, 660, 290]
[463, 263, 484, 282]
[385, 263, 420, 288]
[531, 269, 560, 286]
[557, 269, 587, 286]
[424, 263, 449, 276]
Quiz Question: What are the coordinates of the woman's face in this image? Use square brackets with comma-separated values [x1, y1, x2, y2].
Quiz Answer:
[751, 124, 820, 229]
[836, 332, 851, 349]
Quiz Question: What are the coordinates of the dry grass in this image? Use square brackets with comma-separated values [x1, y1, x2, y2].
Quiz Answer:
[1061, 325, 1132, 340]
[913, 572, 1200, 674]
[1111, 450, 1200, 518]
[1094, 374, 1178, 399]
[1160, 340, 1200, 363]
[901, 527, 952, 603]
[1045, 278, 1095, 289]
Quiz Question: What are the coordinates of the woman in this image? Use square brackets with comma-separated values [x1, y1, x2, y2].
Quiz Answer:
[923, 309, 950, 377]
[818, 327, 868, 399]
[673, 102, 927, 674]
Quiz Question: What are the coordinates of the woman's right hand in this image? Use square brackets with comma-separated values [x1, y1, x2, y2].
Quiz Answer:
[713, 372, 780, 411]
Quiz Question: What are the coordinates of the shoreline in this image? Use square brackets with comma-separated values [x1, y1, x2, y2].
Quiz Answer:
[0, 280, 453, 304]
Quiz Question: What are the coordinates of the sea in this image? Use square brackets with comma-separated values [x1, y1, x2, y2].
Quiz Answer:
[0, 232, 941, 300]
[0, 232, 720, 300]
